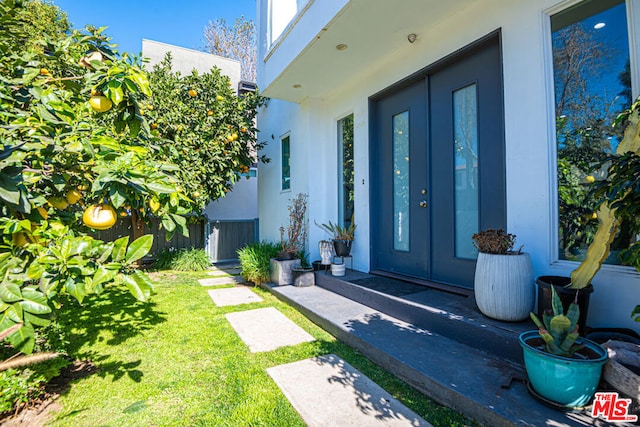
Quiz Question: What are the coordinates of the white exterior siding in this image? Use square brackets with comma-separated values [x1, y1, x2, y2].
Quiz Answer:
[256, 0, 640, 331]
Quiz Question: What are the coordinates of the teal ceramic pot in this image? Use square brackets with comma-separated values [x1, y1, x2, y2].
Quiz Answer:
[519, 330, 608, 408]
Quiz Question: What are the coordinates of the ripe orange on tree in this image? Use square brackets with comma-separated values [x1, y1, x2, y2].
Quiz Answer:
[89, 95, 112, 112]
[82, 204, 117, 230]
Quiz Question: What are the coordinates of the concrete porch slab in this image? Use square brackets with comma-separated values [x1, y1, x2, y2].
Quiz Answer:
[269, 283, 619, 427]
[267, 354, 431, 427]
[199, 276, 246, 286]
[207, 287, 262, 307]
[225, 307, 315, 352]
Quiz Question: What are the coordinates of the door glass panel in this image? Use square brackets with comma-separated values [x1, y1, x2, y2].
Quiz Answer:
[393, 111, 410, 251]
[453, 84, 479, 259]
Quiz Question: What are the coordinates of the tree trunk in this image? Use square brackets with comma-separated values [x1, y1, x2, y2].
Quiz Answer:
[130, 209, 146, 267]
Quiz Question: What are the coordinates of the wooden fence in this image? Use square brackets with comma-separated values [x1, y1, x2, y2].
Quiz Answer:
[205, 219, 258, 263]
[91, 217, 258, 263]
[91, 217, 205, 256]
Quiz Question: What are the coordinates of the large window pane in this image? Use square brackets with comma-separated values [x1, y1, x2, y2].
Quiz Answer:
[453, 84, 479, 259]
[393, 111, 409, 251]
[281, 135, 290, 190]
[338, 115, 354, 230]
[552, 0, 631, 263]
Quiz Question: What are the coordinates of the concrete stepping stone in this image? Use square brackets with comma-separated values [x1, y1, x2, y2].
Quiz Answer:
[208, 287, 262, 307]
[207, 267, 242, 276]
[225, 307, 315, 352]
[198, 276, 245, 286]
[267, 354, 432, 427]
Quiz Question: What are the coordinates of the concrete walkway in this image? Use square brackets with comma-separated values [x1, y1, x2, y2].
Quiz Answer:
[268, 354, 432, 427]
[203, 271, 430, 426]
[207, 287, 262, 307]
[225, 307, 315, 352]
[199, 276, 246, 286]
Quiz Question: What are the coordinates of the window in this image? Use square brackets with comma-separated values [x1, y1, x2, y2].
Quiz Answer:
[552, 0, 632, 263]
[269, 0, 297, 45]
[281, 135, 290, 191]
[338, 115, 354, 230]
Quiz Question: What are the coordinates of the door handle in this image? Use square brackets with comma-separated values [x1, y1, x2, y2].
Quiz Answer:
[419, 200, 428, 208]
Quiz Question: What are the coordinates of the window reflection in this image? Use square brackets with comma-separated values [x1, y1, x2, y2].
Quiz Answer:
[552, 0, 631, 263]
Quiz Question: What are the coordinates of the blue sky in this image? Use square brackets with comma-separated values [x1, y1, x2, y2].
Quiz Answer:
[53, 0, 256, 56]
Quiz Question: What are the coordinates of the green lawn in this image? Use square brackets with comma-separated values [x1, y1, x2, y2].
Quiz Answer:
[49, 271, 474, 426]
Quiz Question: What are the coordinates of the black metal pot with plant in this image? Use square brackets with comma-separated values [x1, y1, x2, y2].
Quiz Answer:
[316, 220, 356, 257]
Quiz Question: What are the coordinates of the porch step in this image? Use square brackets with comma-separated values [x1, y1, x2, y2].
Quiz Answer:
[315, 270, 532, 364]
[266, 276, 630, 427]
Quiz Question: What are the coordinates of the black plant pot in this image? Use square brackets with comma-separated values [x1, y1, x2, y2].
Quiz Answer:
[333, 239, 353, 257]
[292, 267, 315, 287]
[277, 250, 296, 261]
[535, 275, 594, 336]
[312, 260, 330, 272]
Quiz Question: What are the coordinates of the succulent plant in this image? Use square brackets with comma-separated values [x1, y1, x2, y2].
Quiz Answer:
[530, 286, 584, 357]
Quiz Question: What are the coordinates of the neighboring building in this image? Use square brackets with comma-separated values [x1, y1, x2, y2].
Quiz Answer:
[256, 0, 640, 331]
[142, 40, 258, 262]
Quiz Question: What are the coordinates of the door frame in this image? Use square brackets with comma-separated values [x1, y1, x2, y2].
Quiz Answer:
[368, 30, 505, 290]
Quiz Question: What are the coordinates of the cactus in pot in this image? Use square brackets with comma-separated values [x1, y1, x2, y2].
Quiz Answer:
[530, 286, 583, 357]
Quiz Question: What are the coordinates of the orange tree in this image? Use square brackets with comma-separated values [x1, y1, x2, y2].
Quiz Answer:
[0, 0, 191, 352]
[145, 54, 266, 211]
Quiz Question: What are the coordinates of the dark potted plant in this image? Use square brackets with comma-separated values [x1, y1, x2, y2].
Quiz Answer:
[471, 229, 534, 321]
[316, 221, 356, 257]
[519, 286, 608, 408]
[270, 193, 308, 285]
[537, 99, 640, 334]
[291, 250, 314, 287]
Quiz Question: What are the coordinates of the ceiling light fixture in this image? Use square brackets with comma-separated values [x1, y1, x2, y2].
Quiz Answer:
[594, 22, 606, 29]
[407, 33, 417, 43]
[336, 43, 348, 51]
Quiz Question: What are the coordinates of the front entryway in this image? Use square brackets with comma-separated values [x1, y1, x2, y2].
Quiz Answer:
[370, 34, 505, 289]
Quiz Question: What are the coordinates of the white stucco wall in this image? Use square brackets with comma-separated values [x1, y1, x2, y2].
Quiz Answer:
[142, 39, 257, 222]
[203, 174, 258, 221]
[257, 0, 640, 331]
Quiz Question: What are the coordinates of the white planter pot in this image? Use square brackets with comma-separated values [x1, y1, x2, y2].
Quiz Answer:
[331, 262, 345, 277]
[474, 252, 534, 321]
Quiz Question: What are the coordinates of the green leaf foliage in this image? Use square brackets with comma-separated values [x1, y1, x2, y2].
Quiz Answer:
[125, 235, 153, 264]
[237, 241, 280, 285]
[145, 53, 267, 211]
[0, 0, 189, 352]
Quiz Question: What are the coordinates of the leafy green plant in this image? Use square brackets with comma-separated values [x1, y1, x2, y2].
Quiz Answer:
[0, 0, 193, 352]
[152, 248, 210, 271]
[146, 54, 266, 211]
[0, 323, 67, 415]
[530, 286, 583, 357]
[237, 241, 279, 285]
[315, 220, 356, 241]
